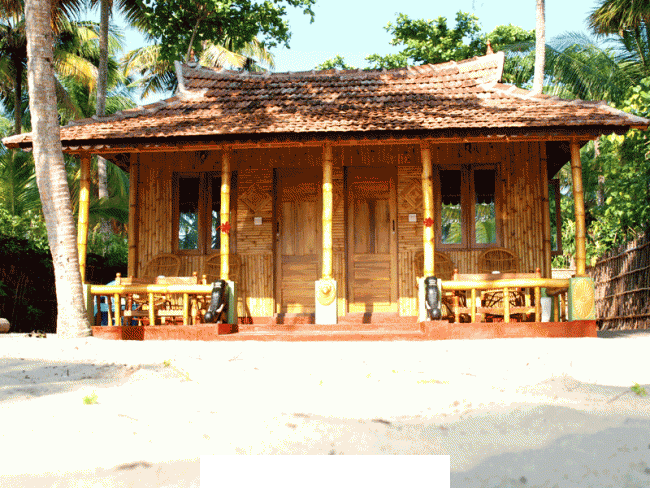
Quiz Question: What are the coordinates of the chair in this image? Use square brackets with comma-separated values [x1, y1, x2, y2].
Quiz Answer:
[414, 251, 455, 281]
[476, 248, 534, 321]
[477, 248, 518, 274]
[128, 253, 182, 325]
[142, 253, 181, 279]
[202, 253, 241, 284]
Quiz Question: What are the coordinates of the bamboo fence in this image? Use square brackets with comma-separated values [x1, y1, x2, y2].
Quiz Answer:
[587, 231, 650, 330]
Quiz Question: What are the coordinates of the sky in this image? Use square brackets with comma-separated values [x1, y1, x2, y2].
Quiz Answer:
[113, 0, 602, 102]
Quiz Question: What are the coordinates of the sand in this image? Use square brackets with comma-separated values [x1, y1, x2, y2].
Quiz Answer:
[1, 331, 650, 487]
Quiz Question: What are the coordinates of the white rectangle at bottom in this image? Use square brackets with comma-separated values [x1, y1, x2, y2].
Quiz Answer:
[200, 455, 450, 488]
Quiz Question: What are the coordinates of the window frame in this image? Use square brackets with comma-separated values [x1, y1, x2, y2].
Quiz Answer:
[434, 163, 502, 250]
[172, 171, 237, 255]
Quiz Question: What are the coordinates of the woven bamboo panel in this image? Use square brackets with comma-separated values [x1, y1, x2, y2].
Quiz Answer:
[236, 166, 273, 254]
[239, 252, 274, 317]
[587, 233, 650, 330]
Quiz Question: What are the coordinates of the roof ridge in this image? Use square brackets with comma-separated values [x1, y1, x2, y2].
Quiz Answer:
[178, 51, 505, 84]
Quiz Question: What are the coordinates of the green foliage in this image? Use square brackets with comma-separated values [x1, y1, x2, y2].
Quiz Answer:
[631, 383, 648, 397]
[83, 392, 99, 405]
[138, 0, 316, 64]
[0, 208, 49, 251]
[365, 11, 535, 77]
[316, 55, 356, 71]
[552, 78, 650, 265]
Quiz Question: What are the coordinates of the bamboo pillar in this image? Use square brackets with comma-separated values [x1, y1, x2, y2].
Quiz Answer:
[220, 150, 231, 281]
[322, 143, 333, 280]
[540, 143, 552, 278]
[421, 144, 435, 277]
[570, 142, 586, 276]
[77, 154, 91, 283]
[128, 154, 140, 277]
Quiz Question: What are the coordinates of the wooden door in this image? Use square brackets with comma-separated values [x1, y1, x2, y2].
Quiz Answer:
[347, 167, 398, 312]
[276, 169, 321, 313]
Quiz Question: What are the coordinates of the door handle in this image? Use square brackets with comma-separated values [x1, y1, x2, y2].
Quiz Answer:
[392, 220, 395, 234]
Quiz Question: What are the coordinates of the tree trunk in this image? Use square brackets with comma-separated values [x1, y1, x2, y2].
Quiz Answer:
[12, 54, 23, 134]
[594, 138, 604, 206]
[533, 0, 545, 94]
[25, 0, 90, 338]
[97, 0, 111, 235]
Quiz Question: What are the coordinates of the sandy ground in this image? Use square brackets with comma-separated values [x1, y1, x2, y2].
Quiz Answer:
[1, 331, 650, 487]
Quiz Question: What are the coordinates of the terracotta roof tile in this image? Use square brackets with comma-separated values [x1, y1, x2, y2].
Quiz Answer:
[3, 52, 648, 149]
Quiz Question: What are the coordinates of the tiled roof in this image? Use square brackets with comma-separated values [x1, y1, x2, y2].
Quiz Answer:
[3, 52, 648, 149]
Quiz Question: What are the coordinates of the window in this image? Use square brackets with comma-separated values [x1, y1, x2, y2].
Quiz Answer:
[436, 165, 500, 249]
[173, 172, 237, 254]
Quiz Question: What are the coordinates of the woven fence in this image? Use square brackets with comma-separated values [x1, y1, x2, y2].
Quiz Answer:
[587, 232, 650, 330]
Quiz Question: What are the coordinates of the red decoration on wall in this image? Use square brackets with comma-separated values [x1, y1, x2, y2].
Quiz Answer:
[219, 222, 231, 234]
[423, 217, 434, 227]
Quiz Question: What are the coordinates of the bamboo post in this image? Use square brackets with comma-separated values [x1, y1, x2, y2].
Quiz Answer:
[322, 143, 333, 280]
[470, 288, 476, 323]
[183, 293, 189, 325]
[503, 287, 510, 323]
[571, 142, 586, 276]
[220, 150, 231, 281]
[77, 153, 91, 283]
[148, 292, 155, 326]
[421, 144, 435, 277]
[128, 154, 140, 277]
[114, 293, 121, 326]
[540, 144, 552, 278]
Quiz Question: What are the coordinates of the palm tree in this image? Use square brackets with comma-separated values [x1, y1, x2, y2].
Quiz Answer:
[532, 0, 545, 93]
[25, 0, 90, 338]
[589, 0, 650, 34]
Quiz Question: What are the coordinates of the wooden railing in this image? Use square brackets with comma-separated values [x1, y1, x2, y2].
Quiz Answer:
[91, 282, 214, 326]
[441, 273, 569, 323]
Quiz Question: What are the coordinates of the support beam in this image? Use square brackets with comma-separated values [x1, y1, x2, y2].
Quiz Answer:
[77, 154, 91, 283]
[322, 143, 333, 280]
[220, 150, 231, 281]
[127, 154, 140, 277]
[420, 144, 435, 277]
[570, 142, 586, 276]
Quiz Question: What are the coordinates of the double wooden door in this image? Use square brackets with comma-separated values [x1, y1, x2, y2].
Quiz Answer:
[275, 169, 321, 313]
[347, 167, 398, 312]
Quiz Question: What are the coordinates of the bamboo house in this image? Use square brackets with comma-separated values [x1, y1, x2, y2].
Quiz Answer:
[4, 51, 649, 340]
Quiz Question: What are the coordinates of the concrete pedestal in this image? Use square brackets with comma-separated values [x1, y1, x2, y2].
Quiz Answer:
[226, 280, 237, 325]
[315, 279, 337, 325]
[568, 277, 596, 321]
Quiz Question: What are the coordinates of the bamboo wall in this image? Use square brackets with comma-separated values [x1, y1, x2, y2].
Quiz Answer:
[132, 141, 550, 320]
[587, 232, 650, 330]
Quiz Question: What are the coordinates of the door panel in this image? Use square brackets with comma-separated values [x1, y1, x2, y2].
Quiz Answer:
[347, 168, 397, 313]
[277, 170, 320, 313]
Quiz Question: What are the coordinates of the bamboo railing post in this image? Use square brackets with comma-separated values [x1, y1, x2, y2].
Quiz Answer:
[571, 142, 586, 276]
[470, 288, 477, 323]
[420, 144, 435, 277]
[220, 150, 231, 281]
[503, 287, 510, 323]
[322, 143, 333, 280]
[114, 293, 121, 326]
[128, 154, 140, 277]
[148, 292, 155, 326]
[183, 293, 189, 325]
[77, 153, 91, 283]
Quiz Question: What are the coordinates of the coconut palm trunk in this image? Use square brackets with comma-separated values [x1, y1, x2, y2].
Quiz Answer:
[96, 0, 111, 235]
[533, 0, 545, 94]
[25, 0, 90, 338]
